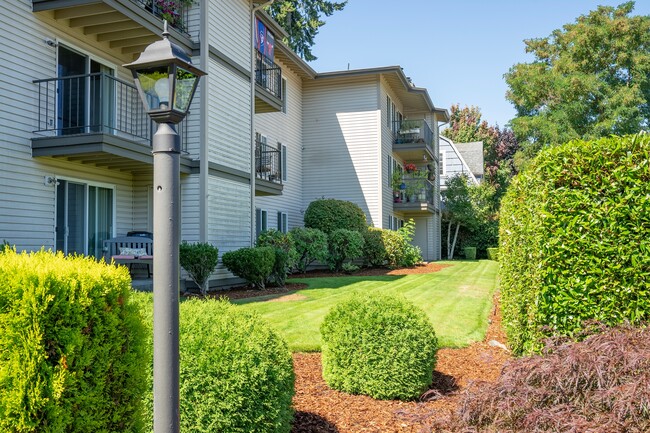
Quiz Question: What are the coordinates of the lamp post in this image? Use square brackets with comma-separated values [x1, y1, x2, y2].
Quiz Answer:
[124, 21, 205, 433]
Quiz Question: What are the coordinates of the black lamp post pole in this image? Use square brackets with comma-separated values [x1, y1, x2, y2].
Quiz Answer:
[152, 121, 181, 433]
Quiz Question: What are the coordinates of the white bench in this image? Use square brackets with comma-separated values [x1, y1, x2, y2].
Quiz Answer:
[103, 236, 153, 278]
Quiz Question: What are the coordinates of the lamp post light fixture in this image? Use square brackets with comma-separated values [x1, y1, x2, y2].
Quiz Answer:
[124, 21, 205, 433]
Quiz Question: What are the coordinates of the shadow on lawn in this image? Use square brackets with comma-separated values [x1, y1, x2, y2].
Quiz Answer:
[292, 411, 339, 433]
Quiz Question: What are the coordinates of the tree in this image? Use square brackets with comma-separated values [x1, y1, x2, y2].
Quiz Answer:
[442, 104, 519, 209]
[505, 2, 650, 157]
[441, 174, 476, 259]
[267, 0, 347, 61]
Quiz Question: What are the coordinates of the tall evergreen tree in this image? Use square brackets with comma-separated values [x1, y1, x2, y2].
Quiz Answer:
[267, 0, 347, 61]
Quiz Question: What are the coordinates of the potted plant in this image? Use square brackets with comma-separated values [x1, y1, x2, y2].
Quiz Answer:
[391, 169, 404, 202]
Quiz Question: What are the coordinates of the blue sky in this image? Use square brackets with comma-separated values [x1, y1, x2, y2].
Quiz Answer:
[307, 0, 650, 128]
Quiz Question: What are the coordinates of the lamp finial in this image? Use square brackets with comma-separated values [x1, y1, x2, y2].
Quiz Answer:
[162, 20, 170, 39]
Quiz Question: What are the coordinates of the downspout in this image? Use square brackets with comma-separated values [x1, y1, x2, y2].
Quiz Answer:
[250, 0, 274, 246]
[199, 0, 209, 243]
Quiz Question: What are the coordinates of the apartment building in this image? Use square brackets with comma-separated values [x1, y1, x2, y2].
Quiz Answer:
[0, 0, 448, 285]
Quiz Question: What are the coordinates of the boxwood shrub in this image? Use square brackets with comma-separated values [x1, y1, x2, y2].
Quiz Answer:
[288, 227, 328, 273]
[304, 198, 367, 234]
[499, 134, 650, 355]
[320, 293, 438, 400]
[132, 296, 295, 433]
[256, 229, 296, 287]
[222, 246, 275, 289]
[0, 248, 148, 433]
[362, 227, 386, 267]
[326, 229, 365, 272]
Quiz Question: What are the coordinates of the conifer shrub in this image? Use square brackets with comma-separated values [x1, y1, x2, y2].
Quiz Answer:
[326, 229, 364, 272]
[320, 293, 438, 400]
[222, 246, 275, 289]
[132, 295, 295, 433]
[500, 134, 650, 355]
[362, 227, 386, 267]
[288, 227, 328, 273]
[0, 248, 148, 433]
[304, 198, 367, 234]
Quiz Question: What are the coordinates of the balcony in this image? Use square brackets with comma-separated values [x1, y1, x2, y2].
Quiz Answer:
[393, 177, 436, 214]
[32, 72, 191, 174]
[32, 0, 194, 56]
[255, 139, 282, 196]
[392, 119, 434, 161]
[254, 51, 283, 113]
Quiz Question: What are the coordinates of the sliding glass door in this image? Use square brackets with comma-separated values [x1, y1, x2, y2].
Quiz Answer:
[56, 180, 114, 258]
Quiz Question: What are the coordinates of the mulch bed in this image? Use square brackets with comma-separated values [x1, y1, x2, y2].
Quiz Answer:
[213, 262, 510, 432]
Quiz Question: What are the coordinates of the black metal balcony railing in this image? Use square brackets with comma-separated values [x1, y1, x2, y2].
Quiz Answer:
[395, 177, 434, 205]
[255, 140, 282, 184]
[255, 51, 282, 100]
[393, 119, 433, 149]
[34, 73, 187, 150]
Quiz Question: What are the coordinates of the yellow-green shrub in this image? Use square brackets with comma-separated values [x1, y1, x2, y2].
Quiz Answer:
[320, 293, 438, 400]
[132, 295, 295, 432]
[0, 248, 147, 432]
[500, 134, 650, 355]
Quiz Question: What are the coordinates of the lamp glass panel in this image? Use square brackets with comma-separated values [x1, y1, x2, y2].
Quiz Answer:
[135, 66, 171, 110]
[173, 67, 198, 113]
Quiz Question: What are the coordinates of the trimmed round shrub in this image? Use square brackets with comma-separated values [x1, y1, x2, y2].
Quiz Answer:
[256, 229, 297, 287]
[0, 248, 148, 433]
[288, 227, 328, 273]
[222, 246, 275, 289]
[132, 296, 295, 432]
[500, 134, 650, 355]
[326, 229, 364, 272]
[304, 198, 367, 234]
[320, 293, 438, 400]
[179, 241, 219, 295]
[362, 227, 386, 267]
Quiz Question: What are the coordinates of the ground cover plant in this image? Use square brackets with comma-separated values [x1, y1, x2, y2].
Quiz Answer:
[499, 133, 650, 354]
[132, 295, 295, 433]
[0, 248, 147, 433]
[435, 323, 650, 433]
[321, 293, 438, 400]
[235, 260, 498, 352]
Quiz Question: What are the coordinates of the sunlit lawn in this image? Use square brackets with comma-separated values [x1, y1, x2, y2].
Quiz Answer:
[233, 260, 498, 352]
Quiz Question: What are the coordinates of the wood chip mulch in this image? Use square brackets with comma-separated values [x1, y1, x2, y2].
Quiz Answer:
[210, 262, 509, 432]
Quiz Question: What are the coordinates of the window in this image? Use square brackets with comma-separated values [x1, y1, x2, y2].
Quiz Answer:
[281, 78, 287, 113]
[279, 142, 287, 182]
[255, 208, 268, 239]
[386, 96, 391, 128]
[277, 211, 288, 233]
[55, 179, 114, 258]
[440, 151, 446, 176]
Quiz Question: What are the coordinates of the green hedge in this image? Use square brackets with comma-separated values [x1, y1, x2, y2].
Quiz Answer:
[288, 227, 328, 273]
[362, 227, 386, 267]
[320, 293, 438, 400]
[304, 198, 367, 234]
[222, 246, 275, 289]
[486, 247, 499, 261]
[256, 230, 296, 287]
[500, 134, 650, 355]
[0, 248, 148, 432]
[132, 296, 294, 432]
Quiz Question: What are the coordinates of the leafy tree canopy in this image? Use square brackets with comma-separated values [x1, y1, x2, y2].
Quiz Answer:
[505, 1, 650, 156]
[267, 0, 347, 61]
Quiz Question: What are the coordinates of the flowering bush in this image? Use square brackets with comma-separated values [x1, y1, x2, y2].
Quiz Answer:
[404, 163, 417, 173]
[152, 0, 189, 31]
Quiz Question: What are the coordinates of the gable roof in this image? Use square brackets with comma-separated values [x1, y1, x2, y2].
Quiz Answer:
[453, 141, 484, 177]
[439, 136, 479, 185]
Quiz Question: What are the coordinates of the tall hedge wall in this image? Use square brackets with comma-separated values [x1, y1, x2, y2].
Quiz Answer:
[499, 134, 650, 355]
[0, 249, 148, 432]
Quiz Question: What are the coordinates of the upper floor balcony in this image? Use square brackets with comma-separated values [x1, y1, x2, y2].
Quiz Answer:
[393, 175, 437, 214]
[392, 119, 435, 162]
[254, 51, 283, 113]
[32, 0, 195, 57]
[255, 138, 282, 196]
[32, 72, 192, 175]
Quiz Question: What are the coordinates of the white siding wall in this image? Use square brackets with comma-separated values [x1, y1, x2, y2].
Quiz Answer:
[0, 0, 144, 251]
[255, 58, 304, 230]
[302, 76, 382, 226]
[208, 0, 250, 68]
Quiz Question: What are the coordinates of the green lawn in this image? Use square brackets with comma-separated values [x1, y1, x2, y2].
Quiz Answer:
[234, 260, 498, 352]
